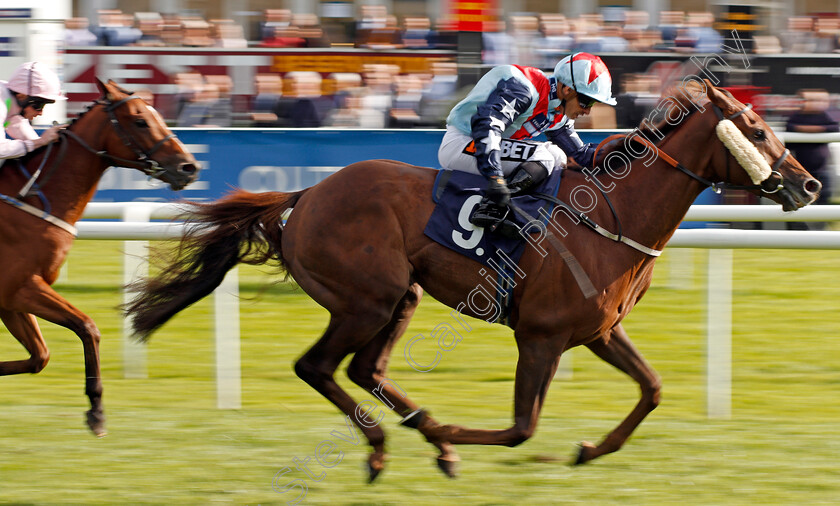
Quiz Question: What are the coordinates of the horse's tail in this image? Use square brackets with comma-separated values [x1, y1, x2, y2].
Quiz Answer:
[125, 189, 305, 341]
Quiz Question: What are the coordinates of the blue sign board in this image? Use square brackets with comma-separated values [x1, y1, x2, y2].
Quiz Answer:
[91, 128, 718, 228]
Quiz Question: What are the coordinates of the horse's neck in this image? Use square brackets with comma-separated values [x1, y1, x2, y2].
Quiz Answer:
[594, 120, 717, 252]
[37, 117, 111, 224]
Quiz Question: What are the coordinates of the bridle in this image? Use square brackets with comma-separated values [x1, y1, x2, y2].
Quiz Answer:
[3, 93, 184, 237]
[62, 95, 176, 178]
[609, 102, 789, 196]
[16, 94, 178, 205]
[535, 101, 792, 259]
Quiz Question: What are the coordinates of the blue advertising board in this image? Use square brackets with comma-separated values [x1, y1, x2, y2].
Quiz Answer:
[91, 128, 719, 229]
[93, 129, 449, 202]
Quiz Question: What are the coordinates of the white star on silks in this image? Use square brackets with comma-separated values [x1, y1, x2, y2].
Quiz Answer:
[499, 97, 518, 120]
[489, 116, 507, 131]
[480, 134, 501, 153]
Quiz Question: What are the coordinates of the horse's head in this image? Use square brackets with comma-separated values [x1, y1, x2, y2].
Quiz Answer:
[704, 82, 821, 211]
[94, 79, 200, 191]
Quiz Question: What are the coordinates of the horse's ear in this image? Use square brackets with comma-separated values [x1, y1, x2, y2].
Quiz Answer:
[704, 79, 729, 110]
[106, 79, 133, 96]
[95, 78, 108, 98]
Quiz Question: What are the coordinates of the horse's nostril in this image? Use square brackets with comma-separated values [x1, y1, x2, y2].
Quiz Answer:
[179, 163, 198, 175]
[805, 178, 822, 195]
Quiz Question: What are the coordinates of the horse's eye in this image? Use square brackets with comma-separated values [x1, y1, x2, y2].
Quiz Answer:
[135, 118, 149, 128]
[753, 129, 765, 141]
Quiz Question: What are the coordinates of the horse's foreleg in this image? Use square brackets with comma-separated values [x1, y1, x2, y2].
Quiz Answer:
[417, 338, 560, 448]
[8, 277, 105, 437]
[576, 324, 661, 465]
[346, 284, 460, 478]
[294, 312, 399, 483]
[0, 310, 50, 375]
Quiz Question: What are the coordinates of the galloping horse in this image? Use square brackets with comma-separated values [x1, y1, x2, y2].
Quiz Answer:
[126, 82, 819, 478]
[0, 79, 199, 436]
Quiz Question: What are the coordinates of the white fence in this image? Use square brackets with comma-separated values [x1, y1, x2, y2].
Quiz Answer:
[76, 203, 840, 415]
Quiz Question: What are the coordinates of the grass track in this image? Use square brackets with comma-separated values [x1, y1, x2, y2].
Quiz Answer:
[0, 241, 838, 505]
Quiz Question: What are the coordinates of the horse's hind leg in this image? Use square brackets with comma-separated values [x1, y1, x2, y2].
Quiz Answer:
[0, 310, 50, 375]
[294, 309, 400, 482]
[415, 336, 561, 448]
[346, 283, 460, 477]
[576, 324, 661, 465]
[4, 277, 106, 436]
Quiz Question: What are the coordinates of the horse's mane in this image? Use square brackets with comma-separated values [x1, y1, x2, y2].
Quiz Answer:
[594, 81, 720, 168]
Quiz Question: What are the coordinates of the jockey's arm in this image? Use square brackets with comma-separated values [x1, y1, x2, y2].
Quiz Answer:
[546, 123, 597, 169]
[2, 116, 60, 159]
[469, 78, 532, 178]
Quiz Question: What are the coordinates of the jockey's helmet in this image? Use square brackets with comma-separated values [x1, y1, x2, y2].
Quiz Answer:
[7, 62, 66, 102]
[553, 53, 616, 106]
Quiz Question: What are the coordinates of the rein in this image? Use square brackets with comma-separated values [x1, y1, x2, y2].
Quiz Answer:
[564, 102, 790, 257]
[2, 94, 176, 236]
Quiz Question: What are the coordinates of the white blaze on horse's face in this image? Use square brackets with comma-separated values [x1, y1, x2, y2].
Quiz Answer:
[715, 119, 772, 184]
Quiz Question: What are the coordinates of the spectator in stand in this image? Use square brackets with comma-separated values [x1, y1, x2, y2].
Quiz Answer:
[134, 12, 165, 46]
[780, 16, 818, 53]
[292, 13, 330, 47]
[535, 14, 574, 69]
[277, 72, 332, 127]
[597, 23, 630, 52]
[160, 14, 186, 46]
[173, 72, 204, 119]
[260, 24, 306, 48]
[655, 11, 685, 51]
[429, 17, 457, 50]
[251, 73, 283, 126]
[327, 88, 384, 128]
[261, 9, 292, 40]
[203, 74, 234, 127]
[510, 15, 541, 68]
[482, 19, 515, 66]
[329, 72, 363, 110]
[388, 73, 424, 128]
[614, 73, 659, 128]
[357, 64, 395, 128]
[786, 89, 839, 208]
[64, 18, 98, 46]
[177, 81, 219, 127]
[180, 16, 214, 47]
[402, 17, 433, 49]
[418, 60, 458, 127]
[674, 11, 721, 53]
[814, 17, 840, 53]
[97, 10, 143, 46]
[211, 19, 248, 48]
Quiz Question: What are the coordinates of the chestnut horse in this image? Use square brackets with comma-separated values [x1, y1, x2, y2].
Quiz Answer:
[0, 79, 199, 436]
[126, 82, 819, 478]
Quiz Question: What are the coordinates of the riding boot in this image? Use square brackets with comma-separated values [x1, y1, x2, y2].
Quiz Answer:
[470, 176, 520, 238]
[508, 161, 549, 196]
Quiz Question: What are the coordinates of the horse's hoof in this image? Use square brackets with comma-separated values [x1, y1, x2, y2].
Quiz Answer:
[436, 456, 459, 478]
[367, 453, 386, 483]
[86, 410, 107, 438]
[574, 441, 596, 466]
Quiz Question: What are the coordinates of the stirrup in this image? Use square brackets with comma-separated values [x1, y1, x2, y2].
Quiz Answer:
[469, 201, 520, 239]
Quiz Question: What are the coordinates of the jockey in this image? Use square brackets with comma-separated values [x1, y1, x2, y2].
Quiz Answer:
[438, 52, 616, 228]
[1, 62, 65, 166]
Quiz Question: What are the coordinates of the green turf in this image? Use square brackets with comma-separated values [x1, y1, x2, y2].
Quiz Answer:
[0, 241, 838, 505]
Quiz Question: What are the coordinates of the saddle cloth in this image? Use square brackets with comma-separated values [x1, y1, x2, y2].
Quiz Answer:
[423, 169, 563, 268]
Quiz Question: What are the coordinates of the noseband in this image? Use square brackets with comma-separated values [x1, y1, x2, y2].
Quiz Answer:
[623, 103, 789, 195]
[62, 95, 177, 178]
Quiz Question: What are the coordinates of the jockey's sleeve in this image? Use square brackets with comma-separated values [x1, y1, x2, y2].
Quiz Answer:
[546, 123, 597, 168]
[469, 77, 532, 178]
[0, 99, 34, 159]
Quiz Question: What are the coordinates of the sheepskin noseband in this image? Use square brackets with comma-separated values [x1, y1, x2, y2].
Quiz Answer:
[715, 119, 772, 184]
